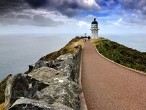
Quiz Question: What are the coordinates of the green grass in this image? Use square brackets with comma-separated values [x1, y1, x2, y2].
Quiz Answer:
[93, 38, 146, 72]
[40, 37, 83, 61]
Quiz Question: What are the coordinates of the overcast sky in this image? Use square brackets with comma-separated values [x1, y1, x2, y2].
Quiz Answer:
[0, 0, 146, 35]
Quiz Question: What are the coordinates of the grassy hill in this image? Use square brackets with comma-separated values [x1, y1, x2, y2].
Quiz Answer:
[92, 38, 146, 73]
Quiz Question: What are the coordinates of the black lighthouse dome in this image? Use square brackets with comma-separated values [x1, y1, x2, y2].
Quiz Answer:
[92, 18, 98, 24]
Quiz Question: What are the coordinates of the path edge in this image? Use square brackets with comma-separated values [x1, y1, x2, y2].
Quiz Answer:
[79, 47, 88, 110]
[93, 43, 146, 76]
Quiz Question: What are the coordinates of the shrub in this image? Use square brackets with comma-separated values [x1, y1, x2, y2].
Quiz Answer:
[94, 38, 146, 73]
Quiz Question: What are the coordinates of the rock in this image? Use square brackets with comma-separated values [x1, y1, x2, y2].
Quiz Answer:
[5, 75, 13, 108]
[8, 98, 74, 110]
[8, 98, 52, 110]
[52, 103, 74, 110]
[28, 67, 81, 109]
[28, 64, 35, 73]
[54, 46, 81, 83]
[55, 52, 81, 83]
[33, 46, 82, 83]
[5, 45, 82, 110]
[34, 60, 50, 69]
[28, 67, 67, 84]
[5, 74, 48, 109]
[40, 78, 81, 110]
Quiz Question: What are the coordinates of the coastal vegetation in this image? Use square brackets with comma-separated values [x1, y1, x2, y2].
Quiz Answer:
[0, 75, 11, 110]
[92, 38, 146, 73]
[0, 103, 5, 110]
[0, 75, 11, 104]
[40, 37, 84, 61]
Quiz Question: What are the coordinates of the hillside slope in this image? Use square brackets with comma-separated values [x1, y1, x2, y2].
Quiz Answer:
[93, 38, 146, 73]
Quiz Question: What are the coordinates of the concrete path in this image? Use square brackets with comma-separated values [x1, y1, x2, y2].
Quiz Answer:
[81, 40, 146, 110]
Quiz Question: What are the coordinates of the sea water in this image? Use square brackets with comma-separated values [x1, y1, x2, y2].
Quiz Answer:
[0, 33, 146, 81]
[0, 34, 73, 81]
[102, 33, 146, 52]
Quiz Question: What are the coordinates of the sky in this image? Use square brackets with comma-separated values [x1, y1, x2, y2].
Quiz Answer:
[0, 0, 146, 36]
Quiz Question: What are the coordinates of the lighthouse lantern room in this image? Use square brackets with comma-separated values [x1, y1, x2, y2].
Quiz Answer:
[91, 18, 99, 39]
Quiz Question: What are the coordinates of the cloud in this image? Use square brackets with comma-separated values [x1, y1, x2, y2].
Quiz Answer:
[26, 0, 47, 8]
[0, 0, 28, 14]
[112, 0, 146, 26]
[113, 18, 123, 26]
[1, 0, 146, 27]
[0, 0, 101, 26]
[120, 0, 146, 15]
[77, 21, 90, 28]
[120, 0, 144, 9]
[96, 0, 119, 9]
[0, 9, 64, 27]
[25, 0, 100, 17]
[123, 11, 146, 25]
[16, 14, 32, 19]
[0, 0, 100, 17]
[32, 15, 63, 26]
[95, 0, 146, 25]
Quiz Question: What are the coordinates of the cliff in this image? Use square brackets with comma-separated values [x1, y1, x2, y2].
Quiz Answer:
[0, 37, 84, 110]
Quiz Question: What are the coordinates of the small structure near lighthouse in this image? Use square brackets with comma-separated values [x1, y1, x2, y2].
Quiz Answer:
[91, 18, 99, 39]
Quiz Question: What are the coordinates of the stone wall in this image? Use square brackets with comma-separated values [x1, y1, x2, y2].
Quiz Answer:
[5, 45, 82, 110]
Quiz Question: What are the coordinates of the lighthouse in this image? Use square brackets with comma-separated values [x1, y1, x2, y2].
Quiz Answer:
[91, 18, 99, 39]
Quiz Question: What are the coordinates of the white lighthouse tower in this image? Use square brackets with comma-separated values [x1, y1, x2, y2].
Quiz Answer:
[91, 18, 99, 39]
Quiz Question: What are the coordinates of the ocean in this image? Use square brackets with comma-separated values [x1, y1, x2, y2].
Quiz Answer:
[0, 34, 73, 81]
[0, 33, 146, 81]
[104, 33, 146, 52]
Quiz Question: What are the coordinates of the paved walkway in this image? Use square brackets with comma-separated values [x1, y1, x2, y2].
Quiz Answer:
[81, 40, 146, 110]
